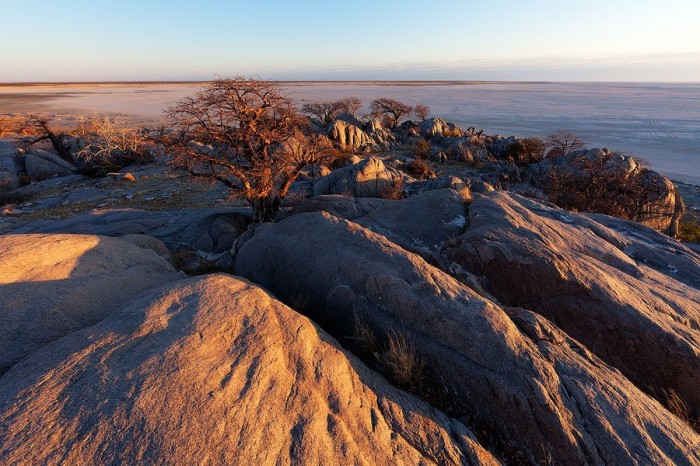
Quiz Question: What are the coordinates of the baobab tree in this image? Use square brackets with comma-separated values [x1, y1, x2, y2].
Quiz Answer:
[545, 131, 586, 157]
[301, 96, 363, 125]
[414, 104, 430, 120]
[370, 98, 413, 129]
[162, 77, 334, 222]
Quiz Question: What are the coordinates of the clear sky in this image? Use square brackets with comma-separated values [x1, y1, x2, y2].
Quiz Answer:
[1, 0, 699, 82]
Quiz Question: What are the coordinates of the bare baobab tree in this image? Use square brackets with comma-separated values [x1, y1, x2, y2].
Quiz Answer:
[162, 77, 334, 222]
[370, 98, 413, 129]
[414, 104, 430, 120]
[545, 131, 586, 157]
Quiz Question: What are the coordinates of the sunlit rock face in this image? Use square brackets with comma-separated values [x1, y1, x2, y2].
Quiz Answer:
[527, 148, 685, 235]
[0, 274, 498, 466]
[312, 156, 406, 198]
[327, 120, 374, 151]
[0, 233, 182, 374]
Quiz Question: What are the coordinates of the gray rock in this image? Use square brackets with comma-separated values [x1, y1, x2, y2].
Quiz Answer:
[419, 117, 463, 139]
[443, 190, 700, 419]
[404, 176, 469, 197]
[23, 149, 77, 180]
[327, 120, 373, 151]
[0, 139, 19, 174]
[355, 189, 469, 251]
[334, 111, 363, 128]
[527, 148, 685, 235]
[313, 156, 405, 198]
[234, 212, 700, 465]
[9, 208, 253, 274]
[289, 195, 389, 220]
[0, 171, 20, 198]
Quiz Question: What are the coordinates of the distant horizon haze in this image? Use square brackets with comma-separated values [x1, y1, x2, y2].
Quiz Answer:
[1, 0, 698, 82]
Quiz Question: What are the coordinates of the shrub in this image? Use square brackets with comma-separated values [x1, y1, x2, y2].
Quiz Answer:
[161, 77, 336, 222]
[349, 313, 378, 357]
[678, 220, 700, 243]
[370, 98, 413, 130]
[73, 114, 152, 175]
[326, 148, 356, 169]
[380, 178, 404, 200]
[407, 158, 436, 180]
[545, 131, 586, 157]
[412, 138, 430, 159]
[504, 137, 546, 166]
[414, 103, 430, 120]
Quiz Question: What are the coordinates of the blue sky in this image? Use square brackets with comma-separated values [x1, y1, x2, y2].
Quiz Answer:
[2, 0, 699, 81]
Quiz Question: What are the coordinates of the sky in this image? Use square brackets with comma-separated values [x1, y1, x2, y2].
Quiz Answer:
[1, 0, 699, 82]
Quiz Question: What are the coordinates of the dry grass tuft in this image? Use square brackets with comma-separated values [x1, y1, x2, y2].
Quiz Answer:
[349, 313, 379, 356]
[379, 331, 425, 388]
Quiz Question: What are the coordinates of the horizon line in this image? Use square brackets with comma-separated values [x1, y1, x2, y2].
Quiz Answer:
[2, 79, 700, 87]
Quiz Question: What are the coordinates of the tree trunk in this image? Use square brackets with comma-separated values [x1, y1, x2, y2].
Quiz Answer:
[250, 196, 281, 223]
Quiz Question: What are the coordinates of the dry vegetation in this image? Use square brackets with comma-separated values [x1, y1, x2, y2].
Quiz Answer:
[161, 77, 336, 222]
[73, 114, 153, 174]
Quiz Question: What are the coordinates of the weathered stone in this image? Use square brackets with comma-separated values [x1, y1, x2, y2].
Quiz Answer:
[443, 190, 700, 420]
[9, 208, 253, 274]
[527, 148, 685, 235]
[327, 120, 373, 151]
[0, 275, 498, 465]
[420, 117, 463, 139]
[23, 149, 77, 180]
[0, 233, 182, 374]
[313, 156, 405, 198]
[355, 189, 469, 251]
[235, 212, 700, 465]
[289, 195, 389, 220]
[334, 111, 363, 128]
[404, 176, 470, 197]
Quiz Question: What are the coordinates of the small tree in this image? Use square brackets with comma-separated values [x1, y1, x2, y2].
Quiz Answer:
[162, 77, 333, 222]
[301, 101, 342, 125]
[546, 131, 586, 157]
[301, 96, 363, 125]
[414, 104, 430, 120]
[337, 96, 362, 114]
[370, 98, 413, 129]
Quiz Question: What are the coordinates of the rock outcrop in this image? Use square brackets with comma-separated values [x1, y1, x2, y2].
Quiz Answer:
[0, 233, 182, 374]
[289, 195, 389, 220]
[528, 148, 685, 235]
[10, 208, 252, 273]
[234, 212, 700, 465]
[0, 275, 498, 465]
[354, 188, 469, 252]
[419, 117, 462, 140]
[23, 149, 77, 180]
[328, 120, 374, 151]
[313, 156, 406, 198]
[443, 190, 700, 421]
